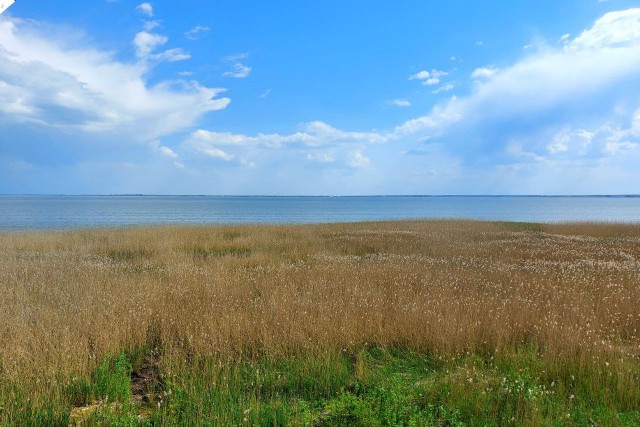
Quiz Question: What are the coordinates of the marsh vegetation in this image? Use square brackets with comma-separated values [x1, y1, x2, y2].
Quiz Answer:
[0, 220, 638, 425]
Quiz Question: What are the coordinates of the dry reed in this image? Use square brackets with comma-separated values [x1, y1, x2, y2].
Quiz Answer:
[1, 220, 638, 393]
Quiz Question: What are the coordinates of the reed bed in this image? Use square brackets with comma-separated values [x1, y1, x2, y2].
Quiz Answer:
[0, 220, 639, 424]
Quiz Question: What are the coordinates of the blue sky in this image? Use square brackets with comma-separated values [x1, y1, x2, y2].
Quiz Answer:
[1, 0, 640, 195]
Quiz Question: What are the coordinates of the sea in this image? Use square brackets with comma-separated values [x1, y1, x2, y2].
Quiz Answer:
[0, 195, 639, 230]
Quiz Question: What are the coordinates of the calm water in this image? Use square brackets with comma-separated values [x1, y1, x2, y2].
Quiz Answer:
[0, 195, 639, 230]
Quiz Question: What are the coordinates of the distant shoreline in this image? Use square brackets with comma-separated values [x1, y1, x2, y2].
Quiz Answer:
[2, 194, 639, 198]
[3, 219, 640, 235]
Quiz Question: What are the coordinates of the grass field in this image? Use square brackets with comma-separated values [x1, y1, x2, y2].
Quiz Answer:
[0, 220, 639, 425]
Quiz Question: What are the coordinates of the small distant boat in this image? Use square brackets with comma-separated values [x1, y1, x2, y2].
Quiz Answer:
[0, 0, 16, 16]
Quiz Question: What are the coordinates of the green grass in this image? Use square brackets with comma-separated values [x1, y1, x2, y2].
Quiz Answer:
[493, 221, 543, 233]
[104, 248, 154, 262]
[2, 347, 638, 426]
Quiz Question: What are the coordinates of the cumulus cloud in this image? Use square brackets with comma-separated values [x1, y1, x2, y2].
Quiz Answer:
[0, 17, 229, 142]
[393, 9, 640, 145]
[184, 121, 388, 168]
[471, 66, 499, 79]
[133, 31, 167, 57]
[569, 8, 640, 49]
[347, 152, 370, 168]
[133, 30, 190, 62]
[409, 69, 448, 86]
[398, 57, 640, 189]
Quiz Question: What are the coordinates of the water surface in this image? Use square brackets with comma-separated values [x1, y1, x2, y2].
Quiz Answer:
[1, 195, 639, 230]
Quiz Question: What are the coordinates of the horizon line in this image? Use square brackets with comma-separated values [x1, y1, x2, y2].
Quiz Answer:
[1, 194, 639, 198]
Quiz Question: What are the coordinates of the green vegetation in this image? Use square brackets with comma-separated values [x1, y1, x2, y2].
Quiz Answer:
[2, 347, 638, 425]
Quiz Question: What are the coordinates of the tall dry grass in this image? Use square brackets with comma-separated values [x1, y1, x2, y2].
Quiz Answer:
[0, 220, 639, 398]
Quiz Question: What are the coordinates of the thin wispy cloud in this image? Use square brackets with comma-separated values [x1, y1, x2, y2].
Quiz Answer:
[390, 99, 411, 107]
[222, 53, 251, 78]
[185, 25, 210, 40]
[143, 20, 161, 31]
[431, 84, 455, 94]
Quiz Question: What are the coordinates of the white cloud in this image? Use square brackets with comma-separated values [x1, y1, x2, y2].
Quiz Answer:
[143, 20, 160, 31]
[200, 146, 234, 161]
[185, 121, 388, 169]
[390, 99, 411, 107]
[546, 128, 594, 155]
[300, 121, 389, 145]
[471, 66, 499, 79]
[186, 121, 389, 151]
[132, 30, 190, 62]
[259, 89, 272, 98]
[410, 70, 430, 80]
[432, 83, 455, 94]
[409, 69, 448, 86]
[0, 17, 230, 142]
[506, 141, 546, 162]
[133, 31, 167, 57]
[159, 146, 178, 158]
[222, 53, 251, 78]
[185, 25, 210, 40]
[307, 152, 335, 163]
[136, 2, 154, 17]
[363, 7, 640, 194]
[152, 47, 191, 62]
[223, 63, 251, 78]
[149, 140, 178, 158]
[393, 9, 640, 140]
[348, 152, 370, 168]
[569, 8, 640, 50]
[603, 140, 637, 155]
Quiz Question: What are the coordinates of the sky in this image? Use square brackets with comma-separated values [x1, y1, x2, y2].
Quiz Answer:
[1, 1, 640, 195]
